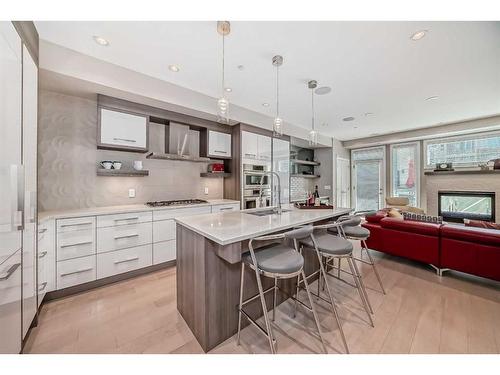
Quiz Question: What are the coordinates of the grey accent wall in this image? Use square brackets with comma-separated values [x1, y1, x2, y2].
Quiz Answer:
[315, 148, 333, 202]
[38, 90, 223, 211]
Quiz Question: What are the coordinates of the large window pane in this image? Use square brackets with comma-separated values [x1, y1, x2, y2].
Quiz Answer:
[425, 132, 500, 168]
[391, 143, 419, 206]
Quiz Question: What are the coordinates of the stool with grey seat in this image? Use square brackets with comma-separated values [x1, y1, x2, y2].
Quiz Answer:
[328, 215, 386, 298]
[237, 226, 327, 354]
[298, 222, 374, 353]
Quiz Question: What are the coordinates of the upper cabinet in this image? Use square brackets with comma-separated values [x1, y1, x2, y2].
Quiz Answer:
[207, 130, 231, 158]
[241, 131, 271, 163]
[98, 107, 149, 152]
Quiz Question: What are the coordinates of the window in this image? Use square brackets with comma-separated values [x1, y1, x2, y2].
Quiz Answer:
[391, 142, 420, 206]
[424, 132, 500, 169]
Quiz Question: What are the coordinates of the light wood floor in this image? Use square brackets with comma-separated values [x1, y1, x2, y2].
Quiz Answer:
[24, 244, 500, 354]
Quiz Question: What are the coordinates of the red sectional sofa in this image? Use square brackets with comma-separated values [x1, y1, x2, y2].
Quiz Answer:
[362, 213, 500, 281]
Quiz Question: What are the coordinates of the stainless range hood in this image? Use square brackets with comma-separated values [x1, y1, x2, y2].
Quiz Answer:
[146, 121, 212, 162]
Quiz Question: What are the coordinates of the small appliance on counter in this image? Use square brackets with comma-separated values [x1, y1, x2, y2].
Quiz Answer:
[208, 163, 225, 173]
[434, 162, 454, 172]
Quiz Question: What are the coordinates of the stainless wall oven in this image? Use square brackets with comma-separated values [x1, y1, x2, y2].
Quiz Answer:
[243, 188, 271, 209]
[243, 164, 271, 189]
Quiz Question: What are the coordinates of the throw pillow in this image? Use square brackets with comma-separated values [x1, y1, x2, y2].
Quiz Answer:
[464, 219, 500, 230]
[387, 208, 403, 220]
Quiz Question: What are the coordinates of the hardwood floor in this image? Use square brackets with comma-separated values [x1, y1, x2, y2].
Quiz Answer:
[24, 244, 500, 354]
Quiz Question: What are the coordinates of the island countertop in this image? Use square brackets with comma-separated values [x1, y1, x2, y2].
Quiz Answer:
[175, 205, 352, 245]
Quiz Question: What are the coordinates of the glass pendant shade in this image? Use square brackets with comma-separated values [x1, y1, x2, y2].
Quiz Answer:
[217, 21, 230, 124]
[309, 130, 318, 146]
[272, 55, 284, 136]
[273, 117, 283, 136]
[217, 97, 229, 123]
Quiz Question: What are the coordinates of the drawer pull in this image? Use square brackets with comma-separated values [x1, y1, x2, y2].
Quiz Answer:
[113, 137, 136, 143]
[38, 228, 47, 234]
[60, 222, 93, 228]
[60, 241, 93, 248]
[244, 153, 256, 157]
[60, 268, 93, 277]
[213, 150, 227, 154]
[0, 263, 21, 281]
[219, 207, 233, 211]
[114, 234, 139, 240]
[38, 282, 48, 292]
[38, 251, 48, 258]
[114, 257, 140, 265]
[114, 217, 140, 222]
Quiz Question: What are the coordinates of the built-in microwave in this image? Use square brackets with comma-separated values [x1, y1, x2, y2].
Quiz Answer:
[243, 164, 271, 188]
[242, 188, 271, 209]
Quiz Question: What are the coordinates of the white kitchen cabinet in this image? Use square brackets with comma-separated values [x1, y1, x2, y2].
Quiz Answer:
[208, 130, 231, 158]
[37, 220, 55, 306]
[97, 244, 152, 279]
[153, 240, 176, 265]
[153, 220, 176, 243]
[241, 131, 272, 162]
[97, 211, 152, 228]
[56, 255, 97, 290]
[0, 250, 22, 354]
[211, 203, 240, 212]
[98, 107, 148, 152]
[152, 206, 212, 221]
[97, 222, 152, 253]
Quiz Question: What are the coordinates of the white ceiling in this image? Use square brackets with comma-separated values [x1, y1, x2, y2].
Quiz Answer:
[35, 21, 500, 141]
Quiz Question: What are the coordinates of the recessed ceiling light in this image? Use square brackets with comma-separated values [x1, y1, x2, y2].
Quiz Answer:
[262, 103, 270, 107]
[343, 116, 355, 122]
[410, 30, 428, 41]
[364, 112, 374, 117]
[93, 36, 109, 46]
[168, 65, 180, 72]
[315, 86, 332, 95]
[426, 96, 439, 101]
[224, 87, 232, 92]
[237, 65, 245, 71]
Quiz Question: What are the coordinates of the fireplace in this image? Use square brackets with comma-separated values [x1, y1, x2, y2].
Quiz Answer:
[438, 191, 495, 223]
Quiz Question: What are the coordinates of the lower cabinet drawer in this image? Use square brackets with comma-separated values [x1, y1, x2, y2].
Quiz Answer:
[57, 256, 96, 290]
[97, 244, 152, 279]
[97, 222, 152, 253]
[153, 240, 176, 265]
[153, 220, 175, 243]
[57, 229, 96, 261]
[211, 203, 240, 212]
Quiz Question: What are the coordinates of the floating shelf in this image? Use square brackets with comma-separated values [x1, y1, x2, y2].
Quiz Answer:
[291, 159, 320, 166]
[424, 169, 500, 176]
[291, 174, 321, 179]
[146, 152, 219, 163]
[97, 169, 149, 177]
[200, 172, 232, 178]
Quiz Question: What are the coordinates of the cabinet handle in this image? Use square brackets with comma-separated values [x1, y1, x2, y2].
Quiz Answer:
[38, 282, 48, 292]
[244, 153, 256, 157]
[219, 207, 233, 211]
[60, 241, 93, 248]
[114, 257, 139, 265]
[38, 251, 48, 258]
[60, 222, 93, 228]
[213, 150, 227, 154]
[60, 268, 93, 277]
[114, 233, 139, 240]
[113, 137, 137, 143]
[114, 217, 139, 222]
[38, 228, 47, 234]
[0, 263, 21, 281]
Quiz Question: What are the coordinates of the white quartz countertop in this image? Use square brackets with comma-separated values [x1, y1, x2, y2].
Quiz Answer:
[38, 199, 240, 222]
[175, 205, 352, 245]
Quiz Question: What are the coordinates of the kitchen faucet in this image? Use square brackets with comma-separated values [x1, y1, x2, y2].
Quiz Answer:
[258, 171, 282, 215]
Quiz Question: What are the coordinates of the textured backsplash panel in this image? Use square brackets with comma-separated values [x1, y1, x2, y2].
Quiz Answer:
[290, 176, 315, 202]
[38, 90, 223, 211]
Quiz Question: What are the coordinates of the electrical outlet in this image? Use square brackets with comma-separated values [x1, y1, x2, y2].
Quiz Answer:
[324, 185, 331, 190]
[128, 188, 136, 198]
[204, 187, 209, 195]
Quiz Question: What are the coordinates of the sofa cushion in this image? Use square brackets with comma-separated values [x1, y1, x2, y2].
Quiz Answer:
[365, 210, 386, 223]
[464, 219, 500, 230]
[380, 217, 441, 236]
[441, 224, 500, 246]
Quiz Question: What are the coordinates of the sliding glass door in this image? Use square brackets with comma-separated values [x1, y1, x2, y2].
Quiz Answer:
[391, 142, 420, 207]
[352, 147, 385, 212]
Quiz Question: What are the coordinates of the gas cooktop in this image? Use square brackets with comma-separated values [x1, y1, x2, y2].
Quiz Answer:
[145, 199, 208, 207]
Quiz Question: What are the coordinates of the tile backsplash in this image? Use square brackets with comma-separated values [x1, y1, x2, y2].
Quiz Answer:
[38, 90, 223, 211]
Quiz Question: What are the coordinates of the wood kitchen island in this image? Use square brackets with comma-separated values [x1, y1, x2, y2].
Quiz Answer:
[175, 205, 351, 352]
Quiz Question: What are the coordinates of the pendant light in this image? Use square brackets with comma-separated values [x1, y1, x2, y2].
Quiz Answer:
[272, 55, 284, 136]
[308, 80, 318, 146]
[217, 21, 230, 124]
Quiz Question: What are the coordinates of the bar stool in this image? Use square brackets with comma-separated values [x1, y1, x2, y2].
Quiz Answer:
[328, 215, 386, 296]
[237, 226, 327, 354]
[298, 222, 374, 353]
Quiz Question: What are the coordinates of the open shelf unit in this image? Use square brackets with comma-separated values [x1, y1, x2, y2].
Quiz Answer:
[97, 169, 149, 177]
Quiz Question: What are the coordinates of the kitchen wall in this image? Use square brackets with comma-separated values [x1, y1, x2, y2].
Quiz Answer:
[38, 90, 223, 212]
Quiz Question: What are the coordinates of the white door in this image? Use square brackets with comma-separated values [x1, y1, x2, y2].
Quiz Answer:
[0, 21, 23, 354]
[336, 157, 350, 208]
[22, 45, 38, 338]
[208, 131, 231, 158]
[352, 160, 384, 212]
[272, 138, 290, 205]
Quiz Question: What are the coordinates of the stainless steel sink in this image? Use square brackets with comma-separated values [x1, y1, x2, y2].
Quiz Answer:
[245, 209, 291, 217]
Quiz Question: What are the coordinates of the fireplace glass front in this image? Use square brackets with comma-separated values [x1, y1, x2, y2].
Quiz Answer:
[438, 191, 495, 223]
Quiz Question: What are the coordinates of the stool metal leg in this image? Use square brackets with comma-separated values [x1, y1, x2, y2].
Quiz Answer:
[351, 253, 373, 314]
[347, 257, 374, 326]
[361, 240, 386, 295]
[254, 268, 276, 353]
[272, 277, 278, 322]
[301, 270, 328, 354]
[313, 250, 349, 353]
[237, 262, 245, 345]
